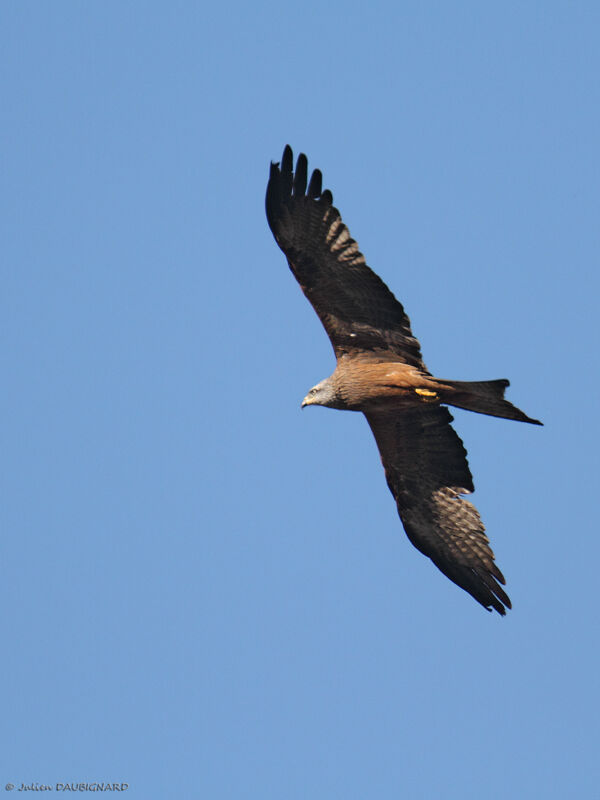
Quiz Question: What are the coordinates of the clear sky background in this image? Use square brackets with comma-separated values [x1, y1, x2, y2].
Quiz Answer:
[2, 2, 599, 798]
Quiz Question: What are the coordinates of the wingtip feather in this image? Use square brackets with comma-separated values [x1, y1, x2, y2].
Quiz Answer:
[320, 188, 333, 206]
[293, 153, 308, 196]
[308, 167, 322, 198]
[281, 144, 293, 173]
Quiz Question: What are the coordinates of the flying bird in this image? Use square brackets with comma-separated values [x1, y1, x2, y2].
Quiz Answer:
[265, 145, 541, 615]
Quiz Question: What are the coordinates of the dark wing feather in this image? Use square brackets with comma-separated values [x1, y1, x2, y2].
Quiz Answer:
[365, 405, 511, 615]
[266, 146, 426, 369]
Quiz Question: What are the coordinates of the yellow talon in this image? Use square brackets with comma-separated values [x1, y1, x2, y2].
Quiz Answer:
[415, 388, 438, 399]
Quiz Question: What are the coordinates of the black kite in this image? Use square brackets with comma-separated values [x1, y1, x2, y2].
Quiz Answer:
[266, 145, 541, 615]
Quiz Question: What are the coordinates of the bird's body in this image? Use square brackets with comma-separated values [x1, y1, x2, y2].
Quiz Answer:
[304, 358, 437, 410]
[266, 145, 541, 615]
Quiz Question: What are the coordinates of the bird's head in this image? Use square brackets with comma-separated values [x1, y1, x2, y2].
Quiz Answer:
[301, 377, 340, 409]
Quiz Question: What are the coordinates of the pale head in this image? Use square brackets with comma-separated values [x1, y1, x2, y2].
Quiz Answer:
[301, 377, 341, 409]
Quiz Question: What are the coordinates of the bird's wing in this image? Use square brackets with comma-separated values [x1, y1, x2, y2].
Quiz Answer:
[266, 145, 426, 369]
[364, 405, 511, 614]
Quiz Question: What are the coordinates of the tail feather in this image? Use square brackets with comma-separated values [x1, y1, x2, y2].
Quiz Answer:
[439, 379, 543, 425]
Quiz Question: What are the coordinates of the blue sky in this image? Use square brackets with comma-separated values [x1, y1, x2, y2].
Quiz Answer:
[2, 2, 599, 797]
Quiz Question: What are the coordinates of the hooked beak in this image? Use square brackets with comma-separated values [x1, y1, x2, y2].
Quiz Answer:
[301, 394, 312, 409]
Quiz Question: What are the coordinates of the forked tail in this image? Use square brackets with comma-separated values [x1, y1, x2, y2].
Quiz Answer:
[439, 379, 543, 425]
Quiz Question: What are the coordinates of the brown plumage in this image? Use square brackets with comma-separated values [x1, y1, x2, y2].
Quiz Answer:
[266, 145, 542, 615]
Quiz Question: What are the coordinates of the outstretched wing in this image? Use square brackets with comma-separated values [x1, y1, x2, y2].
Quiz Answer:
[266, 145, 426, 369]
[364, 405, 511, 614]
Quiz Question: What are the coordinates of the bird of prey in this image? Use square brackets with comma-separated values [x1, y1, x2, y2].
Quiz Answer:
[265, 145, 541, 615]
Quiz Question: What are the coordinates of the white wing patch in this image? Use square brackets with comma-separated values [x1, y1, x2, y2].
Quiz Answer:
[325, 218, 343, 245]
